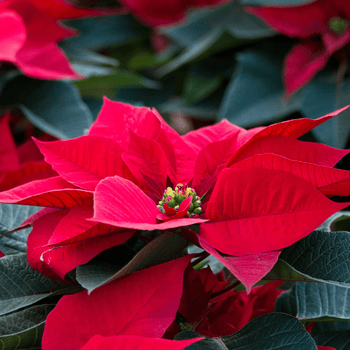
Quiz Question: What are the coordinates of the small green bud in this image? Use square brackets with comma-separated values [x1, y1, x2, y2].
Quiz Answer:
[329, 17, 349, 35]
[193, 207, 202, 214]
[189, 203, 194, 212]
[166, 199, 176, 208]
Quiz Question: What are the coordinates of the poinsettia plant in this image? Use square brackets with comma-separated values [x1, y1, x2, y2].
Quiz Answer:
[0, 98, 349, 349]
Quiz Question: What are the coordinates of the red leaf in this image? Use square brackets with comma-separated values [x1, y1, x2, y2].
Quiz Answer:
[0, 114, 20, 173]
[231, 153, 350, 196]
[0, 0, 81, 80]
[0, 10, 26, 64]
[28, 209, 132, 279]
[16, 42, 82, 80]
[198, 236, 281, 293]
[194, 135, 239, 196]
[42, 256, 192, 350]
[93, 176, 207, 231]
[182, 119, 243, 154]
[34, 136, 135, 191]
[154, 109, 199, 183]
[0, 176, 93, 207]
[179, 266, 218, 323]
[227, 135, 350, 168]
[122, 131, 169, 196]
[240, 107, 349, 144]
[284, 41, 328, 96]
[245, 2, 334, 38]
[88, 98, 161, 144]
[25, 0, 121, 19]
[47, 206, 130, 246]
[80, 335, 203, 350]
[0, 161, 56, 191]
[200, 167, 349, 256]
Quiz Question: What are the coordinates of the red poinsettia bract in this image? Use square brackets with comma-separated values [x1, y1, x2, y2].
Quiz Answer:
[246, 0, 350, 96]
[0, 99, 349, 290]
[119, 0, 231, 27]
[42, 256, 204, 350]
[0, 0, 117, 80]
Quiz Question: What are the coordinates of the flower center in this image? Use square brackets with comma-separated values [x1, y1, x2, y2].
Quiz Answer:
[157, 183, 202, 216]
[329, 17, 349, 35]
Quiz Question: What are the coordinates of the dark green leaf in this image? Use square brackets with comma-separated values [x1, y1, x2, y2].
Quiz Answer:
[161, 87, 223, 120]
[313, 330, 350, 350]
[318, 211, 350, 232]
[0, 76, 93, 139]
[266, 231, 350, 287]
[0, 204, 40, 255]
[75, 70, 160, 98]
[0, 254, 81, 316]
[0, 304, 55, 349]
[0, 204, 39, 233]
[165, 1, 274, 46]
[176, 313, 317, 349]
[301, 73, 350, 148]
[115, 83, 175, 109]
[158, 30, 246, 76]
[76, 231, 188, 293]
[63, 15, 143, 51]
[276, 282, 350, 321]
[219, 44, 302, 127]
[183, 62, 225, 105]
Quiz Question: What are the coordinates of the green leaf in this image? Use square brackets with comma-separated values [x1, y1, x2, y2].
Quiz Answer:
[183, 62, 225, 105]
[0, 204, 40, 255]
[165, 1, 274, 46]
[63, 15, 143, 51]
[76, 231, 188, 293]
[75, 70, 160, 98]
[301, 73, 350, 148]
[0, 76, 93, 139]
[0, 304, 55, 349]
[158, 30, 246, 76]
[175, 313, 317, 349]
[312, 329, 350, 350]
[219, 43, 302, 127]
[0, 254, 81, 316]
[318, 211, 350, 232]
[0, 204, 39, 233]
[265, 231, 350, 287]
[276, 282, 350, 321]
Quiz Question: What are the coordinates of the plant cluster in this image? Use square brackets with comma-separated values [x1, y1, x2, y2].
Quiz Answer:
[0, 0, 350, 349]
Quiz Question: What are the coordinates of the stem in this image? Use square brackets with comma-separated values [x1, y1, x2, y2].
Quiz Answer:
[210, 280, 241, 299]
[191, 251, 209, 267]
[134, 232, 154, 244]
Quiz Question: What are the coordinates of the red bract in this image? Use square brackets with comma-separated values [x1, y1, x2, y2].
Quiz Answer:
[80, 335, 203, 350]
[246, 0, 350, 96]
[42, 256, 192, 350]
[0, 0, 117, 80]
[0, 113, 57, 189]
[118, 0, 231, 27]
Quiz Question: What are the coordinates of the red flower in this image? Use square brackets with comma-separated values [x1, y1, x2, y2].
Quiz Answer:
[119, 0, 231, 27]
[0, 0, 116, 80]
[0, 99, 349, 289]
[246, 0, 350, 96]
[0, 98, 206, 280]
